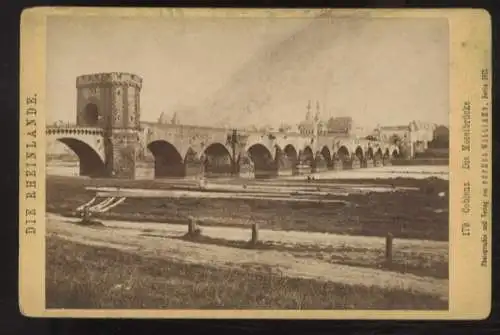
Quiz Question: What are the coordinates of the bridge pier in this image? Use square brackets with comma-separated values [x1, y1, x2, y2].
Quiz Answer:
[333, 158, 343, 171]
[383, 155, 392, 166]
[295, 159, 313, 175]
[327, 160, 334, 170]
[296, 149, 314, 175]
[237, 152, 254, 179]
[373, 153, 383, 168]
[362, 158, 374, 169]
[312, 154, 329, 173]
[184, 156, 203, 178]
[276, 150, 299, 176]
[105, 131, 139, 179]
[296, 164, 313, 175]
[350, 157, 361, 169]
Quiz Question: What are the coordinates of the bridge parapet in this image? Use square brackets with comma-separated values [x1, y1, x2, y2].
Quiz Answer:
[46, 126, 105, 137]
[141, 122, 229, 136]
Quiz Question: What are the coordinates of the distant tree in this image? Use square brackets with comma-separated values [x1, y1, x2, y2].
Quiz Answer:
[389, 134, 403, 145]
[365, 135, 378, 141]
[387, 133, 413, 159]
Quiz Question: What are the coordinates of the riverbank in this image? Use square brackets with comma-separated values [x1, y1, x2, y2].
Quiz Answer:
[46, 170, 449, 310]
[47, 175, 449, 241]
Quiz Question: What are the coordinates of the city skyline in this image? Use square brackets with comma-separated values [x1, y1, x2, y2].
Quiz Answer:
[46, 15, 449, 129]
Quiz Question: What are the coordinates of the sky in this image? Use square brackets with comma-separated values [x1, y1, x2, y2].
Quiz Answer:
[46, 14, 449, 129]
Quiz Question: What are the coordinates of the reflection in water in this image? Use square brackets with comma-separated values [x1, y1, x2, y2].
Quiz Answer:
[45, 160, 449, 180]
[46, 161, 156, 179]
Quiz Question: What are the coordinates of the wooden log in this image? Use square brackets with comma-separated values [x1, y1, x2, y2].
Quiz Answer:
[250, 222, 259, 245]
[188, 218, 197, 236]
[385, 232, 393, 265]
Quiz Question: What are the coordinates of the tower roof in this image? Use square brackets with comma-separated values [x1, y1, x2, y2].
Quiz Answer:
[76, 72, 143, 89]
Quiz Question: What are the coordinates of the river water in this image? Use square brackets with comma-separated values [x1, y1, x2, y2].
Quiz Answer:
[46, 161, 449, 181]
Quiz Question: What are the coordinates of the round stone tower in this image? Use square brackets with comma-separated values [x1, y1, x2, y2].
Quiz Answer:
[76, 72, 143, 178]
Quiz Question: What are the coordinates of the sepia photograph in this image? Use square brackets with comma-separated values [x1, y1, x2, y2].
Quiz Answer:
[43, 11, 451, 311]
[18, 8, 492, 318]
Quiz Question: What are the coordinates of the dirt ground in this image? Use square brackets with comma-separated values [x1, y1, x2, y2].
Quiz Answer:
[47, 213, 448, 300]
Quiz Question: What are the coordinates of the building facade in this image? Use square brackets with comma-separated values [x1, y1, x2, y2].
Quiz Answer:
[373, 121, 438, 158]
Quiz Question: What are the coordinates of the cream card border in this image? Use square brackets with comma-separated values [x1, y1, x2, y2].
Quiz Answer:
[19, 7, 492, 320]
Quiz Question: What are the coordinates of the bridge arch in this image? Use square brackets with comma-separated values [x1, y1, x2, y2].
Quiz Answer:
[283, 144, 298, 161]
[147, 140, 185, 178]
[316, 145, 333, 170]
[57, 137, 106, 177]
[244, 138, 275, 161]
[300, 146, 314, 164]
[320, 145, 332, 162]
[247, 143, 276, 178]
[391, 146, 400, 158]
[203, 142, 233, 176]
[354, 146, 364, 161]
[337, 145, 350, 162]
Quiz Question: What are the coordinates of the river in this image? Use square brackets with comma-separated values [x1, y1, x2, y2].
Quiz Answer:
[46, 161, 449, 180]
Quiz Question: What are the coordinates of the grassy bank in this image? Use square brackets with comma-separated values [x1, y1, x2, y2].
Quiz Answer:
[47, 176, 449, 241]
[46, 235, 447, 310]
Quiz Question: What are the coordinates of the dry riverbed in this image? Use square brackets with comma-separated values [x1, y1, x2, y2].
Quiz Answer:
[47, 175, 450, 241]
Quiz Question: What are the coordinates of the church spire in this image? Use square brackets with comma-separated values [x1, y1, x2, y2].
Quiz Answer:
[171, 112, 179, 125]
[305, 100, 312, 120]
[315, 100, 320, 121]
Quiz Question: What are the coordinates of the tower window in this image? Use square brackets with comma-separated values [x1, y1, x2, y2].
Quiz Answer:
[83, 103, 99, 126]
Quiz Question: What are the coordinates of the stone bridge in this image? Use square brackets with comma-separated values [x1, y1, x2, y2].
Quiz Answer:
[45, 72, 399, 179]
[47, 121, 400, 179]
